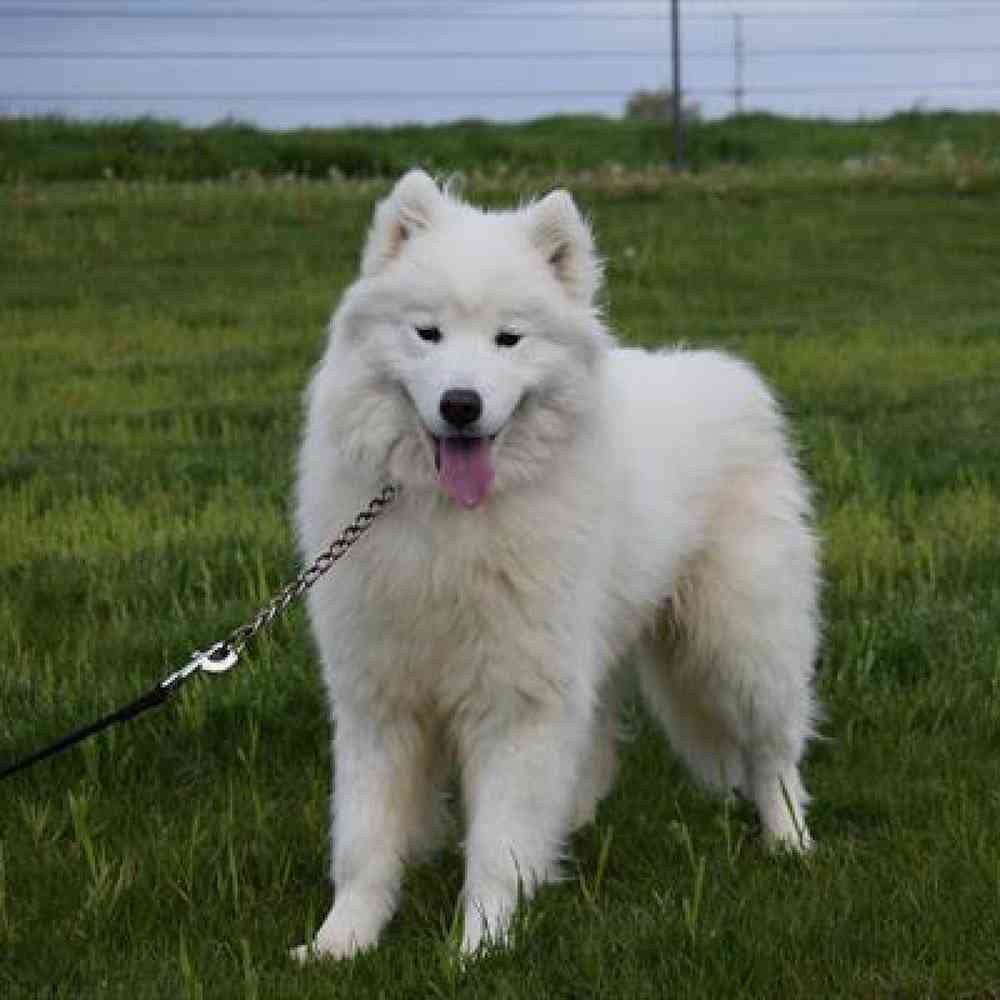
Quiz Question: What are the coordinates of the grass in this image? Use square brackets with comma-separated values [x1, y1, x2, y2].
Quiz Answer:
[1, 109, 999, 181]
[2, 157, 1000, 997]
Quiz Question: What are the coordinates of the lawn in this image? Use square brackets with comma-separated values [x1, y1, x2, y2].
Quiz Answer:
[2, 162, 1000, 997]
[2, 110, 999, 181]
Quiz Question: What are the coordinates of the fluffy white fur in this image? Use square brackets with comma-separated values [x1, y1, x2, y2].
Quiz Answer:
[293, 171, 819, 960]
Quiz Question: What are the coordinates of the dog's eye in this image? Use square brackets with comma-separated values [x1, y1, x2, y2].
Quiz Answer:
[495, 331, 522, 348]
[415, 326, 442, 344]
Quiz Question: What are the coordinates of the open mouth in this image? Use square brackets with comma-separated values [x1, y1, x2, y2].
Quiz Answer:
[431, 434, 497, 509]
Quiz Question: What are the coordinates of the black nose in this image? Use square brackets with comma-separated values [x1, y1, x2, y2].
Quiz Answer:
[439, 388, 482, 430]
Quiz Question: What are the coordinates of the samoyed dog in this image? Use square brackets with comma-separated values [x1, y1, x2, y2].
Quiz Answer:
[294, 171, 819, 960]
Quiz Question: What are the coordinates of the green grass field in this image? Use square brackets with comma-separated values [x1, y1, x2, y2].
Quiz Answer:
[2, 153, 1000, 997]
[2, 110, 999, 181]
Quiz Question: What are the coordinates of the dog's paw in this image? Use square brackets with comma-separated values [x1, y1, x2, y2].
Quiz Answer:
[290, 901, 384, 963]
[461, 897, 514, 957]
[764, 825, 814, 855]
[290, 933, 365, 964]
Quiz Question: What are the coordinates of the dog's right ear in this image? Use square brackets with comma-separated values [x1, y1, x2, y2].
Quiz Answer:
[361, 170, 444, 276]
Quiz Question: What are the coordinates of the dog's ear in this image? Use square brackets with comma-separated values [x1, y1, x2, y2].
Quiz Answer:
[361, 170, 444, 276]
[525, 190, 602, 304]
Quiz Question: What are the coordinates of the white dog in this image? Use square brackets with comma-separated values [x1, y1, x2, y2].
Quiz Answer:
[294, 171, 819, 960]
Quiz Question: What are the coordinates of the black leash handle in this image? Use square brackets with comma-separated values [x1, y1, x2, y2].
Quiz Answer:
[0, 641, 234, 783]
[0, 679, 174, 782]
[0, 485, 399, 784]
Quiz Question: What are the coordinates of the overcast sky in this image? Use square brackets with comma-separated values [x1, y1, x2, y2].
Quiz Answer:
[2, 1, 998, 128]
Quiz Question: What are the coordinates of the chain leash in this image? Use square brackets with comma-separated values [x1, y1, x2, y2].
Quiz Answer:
[0, 484, 400, 783]
[161, 483, 400, 689]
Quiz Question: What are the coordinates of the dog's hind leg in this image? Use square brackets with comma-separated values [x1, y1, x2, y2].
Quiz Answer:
[570, 684, 619, 832]
[636, 627, 748, 799]
[638, 473, 819, 851]
[637, 610, 814, 850]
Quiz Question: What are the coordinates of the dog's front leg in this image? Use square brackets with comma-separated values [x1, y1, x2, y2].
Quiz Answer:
[457, 697, 589, 955]
[294, 709, 434, 961]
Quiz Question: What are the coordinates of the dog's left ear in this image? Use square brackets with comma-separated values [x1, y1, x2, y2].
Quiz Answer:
[525, 190, 602, 304]
[361, 169, 444, 276]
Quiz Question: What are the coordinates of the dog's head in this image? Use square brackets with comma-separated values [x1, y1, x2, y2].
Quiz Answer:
[313, 170, 612, 508]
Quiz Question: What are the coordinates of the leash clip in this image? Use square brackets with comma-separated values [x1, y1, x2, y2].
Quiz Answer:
[160, 642, 238, 693]
[196, 642, 239, 674]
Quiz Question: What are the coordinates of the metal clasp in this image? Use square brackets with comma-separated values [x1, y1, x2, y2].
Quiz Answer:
[197, 642, 238, 674]
[159, 642, 238, 693]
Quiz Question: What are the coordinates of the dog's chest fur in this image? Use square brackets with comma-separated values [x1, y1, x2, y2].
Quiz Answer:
[328, 484, 616, 719]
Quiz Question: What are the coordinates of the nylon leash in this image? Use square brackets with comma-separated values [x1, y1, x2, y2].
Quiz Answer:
[0, 484, 400, 783]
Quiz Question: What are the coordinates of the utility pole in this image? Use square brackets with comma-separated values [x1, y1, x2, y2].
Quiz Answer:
[670, 0, 684, 170]
[733, 13, 745, 115]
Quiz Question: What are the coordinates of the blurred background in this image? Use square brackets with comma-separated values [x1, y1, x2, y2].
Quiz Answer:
[2, 0, 998, 128]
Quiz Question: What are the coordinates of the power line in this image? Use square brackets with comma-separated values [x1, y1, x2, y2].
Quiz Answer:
[5, 82, 998, 103]
[731, 45, 1000, 58]
[0, 49, 668, 60]
[1, 6, 998, 19]
[749, 82, 1000, 93]
[0, 8, 669, 18]
[1, 0, 996, 5]
[3, 45, 1000, 60]
[5, 91, 638, 101]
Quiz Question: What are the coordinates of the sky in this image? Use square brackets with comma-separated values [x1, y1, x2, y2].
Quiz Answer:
[1, 1, 998, 129]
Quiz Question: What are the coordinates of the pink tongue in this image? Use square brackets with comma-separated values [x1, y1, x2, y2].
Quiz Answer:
[438, 437, 495, 509]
